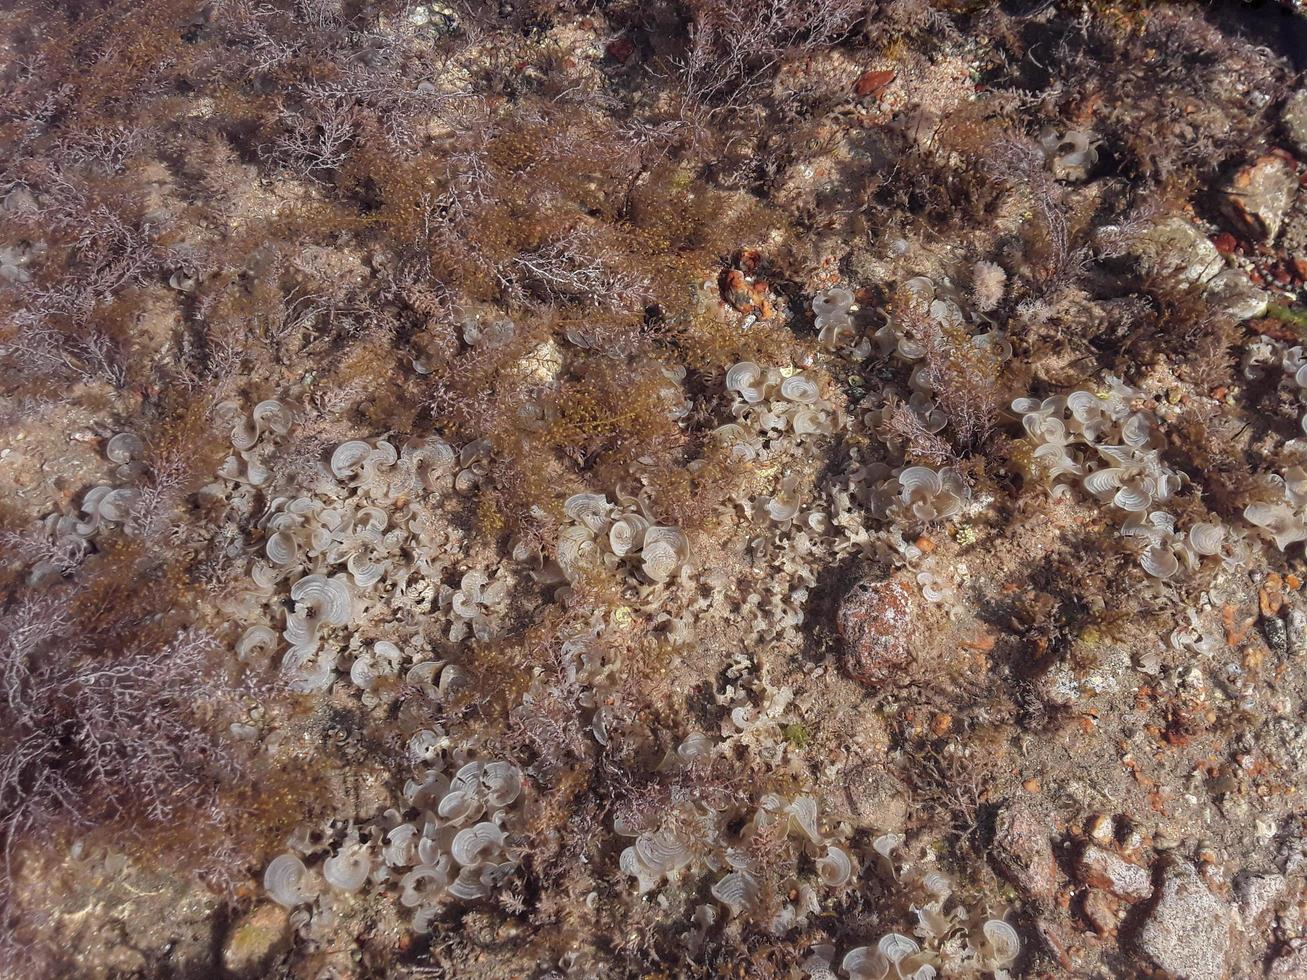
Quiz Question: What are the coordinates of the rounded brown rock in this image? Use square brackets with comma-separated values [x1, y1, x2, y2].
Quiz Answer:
[836, 574, 918, 686]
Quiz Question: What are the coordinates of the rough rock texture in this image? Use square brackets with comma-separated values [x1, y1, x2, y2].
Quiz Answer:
[1075, 845, 1153, 902]
[1135, 862, 1232, 980]
[1081, 889, 1119, 936]
[1217, 155, 1299, 242]
[222, 904, 289, 979]
[1234, 871, 1284, 931]
[1283, 89, 1307, 157]
[1206, 268, 1270, 322]
[1270, 942, 1307, 979]
[836, 575, 918, 686]
[991, 801, 1058, 902]
[837, 764, 909, 832]
[1113, 215, 1224, 285]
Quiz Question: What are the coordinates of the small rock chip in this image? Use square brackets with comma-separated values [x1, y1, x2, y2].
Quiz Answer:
[1283, 89, 1307, 157]
[1270, 941, 1307, 979]
[991, 801, 1058, 902]
[1217, 155, 1298, 243]
[836, 575, 918, 686]
[1234, 871, 1284, 930]
[1286, 607, 1307, 658]
[222, 903, 289, 978]
[1081, 889, 1119, 936]
[836, 763, 910, 832]
[854, 69, 896, 98]
[1135, 861, 1232, 980]
[1260, 614, 1289, 657]
[1206, 268, 1269, 322]
[1076, 845, 1152, 902]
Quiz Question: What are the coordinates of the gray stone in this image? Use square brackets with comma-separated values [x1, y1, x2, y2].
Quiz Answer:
[1135, 861, 1232, 980]
[1286, 607, 1307, 658]
[1206, 269, 1270, 322]
[1075, 845, 1153, 901]
[1217, 155, 1298, 243]
[1111, 216, 1224, 286]
[1234, 871, 1284, 930]
[1283, 89, 1307, 157]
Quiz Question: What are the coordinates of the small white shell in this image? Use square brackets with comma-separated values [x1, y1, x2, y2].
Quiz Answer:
[290, 574, 354, 627]
[98, 488, 139, 523]
[1188, 522, 1225, 556]
[1083, 468, 1122, 497]
[725, 362, 767, 403]
[437, 789, 484, 825]
[450, 821, 504, 867]
[877, 933, 920, 967]
[323, 843, 372, 893]
[253, 399, 292, 437]
[779, 373, 820, 404]
[1140, 544, 1180, 580]
[921, 870, 952, 898]
[1113, 485, 1152, 513]
[841, 947, 889, 980]
[265, 530, 299, 566]
[481, 761, 523, 809]
[564, 493, 612, 534]
[408, 729, 443, 764]
[640, 540, 679, 583]
[981, 919, 1020, 965]
[816, 845, 854, 887]
[710, 870, 760, 916]
[331, 440, 373, 480]
[399, 864, 450, 908]
[236, 625, 278, 662]
[264, 853, 318, 907]
[105, 432, 144, 465]
[446, 864, 492, 900]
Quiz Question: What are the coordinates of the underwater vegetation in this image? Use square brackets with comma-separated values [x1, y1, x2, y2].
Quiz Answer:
[3, 0, 1307, 977]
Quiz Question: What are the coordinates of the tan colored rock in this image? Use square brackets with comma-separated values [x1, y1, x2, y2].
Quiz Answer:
[991, 801, 1058, 902]
[1081, 889, 1119, 936]
[1218, 155, 1297, 243]
[222, 903, 290, 978]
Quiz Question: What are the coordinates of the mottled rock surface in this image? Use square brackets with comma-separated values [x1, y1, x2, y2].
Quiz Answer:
[836, 575, 918, 686]
[991, 801, 1058, 902]
[1076, 845, 1152, 901]
[1218, 155, 1298, 242]
[1283, 89, 1307, 157]
[1135, 862, 1232, 980]
[222, 904, 289, 978]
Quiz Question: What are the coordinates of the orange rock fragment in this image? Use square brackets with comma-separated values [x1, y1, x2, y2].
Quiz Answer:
[853, 69, 896, 98]
[961, 631, 996, 652]
[1223, 603, 1255, 646]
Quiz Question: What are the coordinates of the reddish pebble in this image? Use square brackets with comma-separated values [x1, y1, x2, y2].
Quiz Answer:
[854, 69, 896, 98]
[837, 576, 918, 686]
[1210, 232, 1237, 255]
[605, 37, 635, 63]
